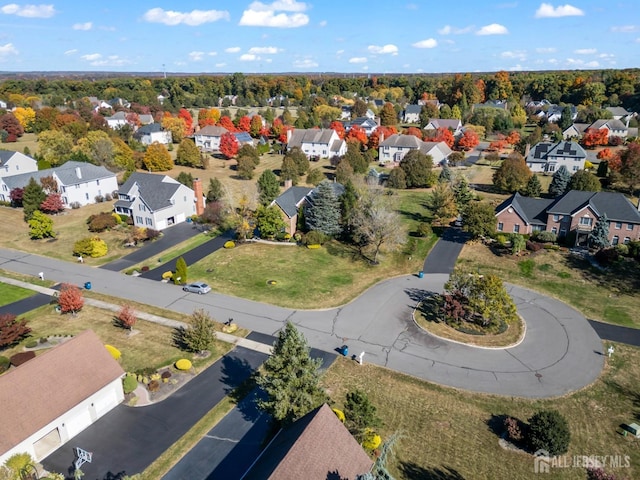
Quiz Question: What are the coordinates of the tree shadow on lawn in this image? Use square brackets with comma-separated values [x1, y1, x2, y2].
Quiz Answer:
[602, 378, 640, 422]
[399, 461, 466, 479]
[220, 354, 262, 422]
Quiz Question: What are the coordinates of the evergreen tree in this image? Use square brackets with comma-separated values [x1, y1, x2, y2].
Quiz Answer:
[22, 177, 46, 221]
[180, 309, 217, 354]
[335, 159, 354, 185]
[236, 156, 256, 179]
[344, 142, 368, 174]
[523, 174, 542, 197]
[559, 106, 574, 131]
[206, 178, 224, 203]
[174, 256, 188, 285]
[549, 165, 571, 197]
[439, 164, 453, 183]
[344, 389, 382, 442]
[175, 171, 194, 189]
[427, 183, 458, 225]
[237, 144, 260, 166]
[528, 410, 571, 456]
[257, 169, 280, 206]
[305, 180, 342, 236]
[399, 150, 436, 188]
[280, 156, 299, 185]
[256, 321, 327, 425]
[340, 179, 358, 240]
[568, 169, 601, 192]
[589, 214, 610, 250]
[379, 102, 398, 127]
[387, 168, 407, 189]
[453, 175, 475, 211]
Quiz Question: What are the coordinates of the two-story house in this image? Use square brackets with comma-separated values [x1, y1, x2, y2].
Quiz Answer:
[526, 141, 587, 173]
[0, 151, 37, 177]
[105, 111, 128, 130]
[133, 123, 172, 145]
[286, 128, 346, 160]
[495, 191, 640, 247]
[343, 116, 378, 136]
[402, 104, 422, 124]
[114, 173, 204, 230]
[378, 134, 452, 165]
[423, 119, 463, 137]
[193, 125, 229, 151]
[586, 119, 629, 141]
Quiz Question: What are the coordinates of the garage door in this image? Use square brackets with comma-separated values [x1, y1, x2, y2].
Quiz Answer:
[33, 428, 61, 460]
[93, 389, 118, 418]
[65, 409, 92, 438]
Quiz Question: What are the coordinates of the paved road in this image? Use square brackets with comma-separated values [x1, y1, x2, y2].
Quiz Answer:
[588, 320, 640, 347]
[101, 222, 199, 272]
[422, 227, 470, 274]
[0, 246, 604, 398]
[42, 347, 268, 480]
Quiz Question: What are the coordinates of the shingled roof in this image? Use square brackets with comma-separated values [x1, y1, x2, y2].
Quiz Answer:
[548, 190, 640, 223]
[287, 129, 336, 148]
[272, 186, 313, 218]
[0, 330, 124, 456]
[379, 133, 422, 149]
[495, 192, 555, 226]
[118, 172, 186, 212]
[1, 161, 114, 190]
[195, 125, 228, 137]
[242, 404, 373, 480]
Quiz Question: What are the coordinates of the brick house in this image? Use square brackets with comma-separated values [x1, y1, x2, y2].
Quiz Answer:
[495, 191, 640, 246]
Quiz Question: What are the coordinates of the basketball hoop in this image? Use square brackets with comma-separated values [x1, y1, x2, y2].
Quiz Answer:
[74, 447, 92, 471]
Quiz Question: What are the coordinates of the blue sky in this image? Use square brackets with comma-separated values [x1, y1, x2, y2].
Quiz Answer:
[0, 1, 637, 73]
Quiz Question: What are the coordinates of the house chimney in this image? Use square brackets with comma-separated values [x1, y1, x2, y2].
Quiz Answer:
[75, 166, 82, 179]
[286, 128, 292, 144]
[379, 130, 384, 144]
[193, 178, 204, 216]
[284, 179, 293, 190]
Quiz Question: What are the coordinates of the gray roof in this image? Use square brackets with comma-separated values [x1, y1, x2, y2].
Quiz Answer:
[345, 117, 377, 128]
[606, 106, 632, 117]
[138, 114, 154, 124]
[495, 192, 555, 226]
[272, 186, 313, 218]
[379, 134, 421, 149]
[119, 172, 186, 212]
[305, 181, 345, 208]
[106, 111, 127, 121]
[589, 119, 627, 131]
[2, 161, 114, 190]
[547, 191, 640, 223]
[527, 141, 586, 163]
[0, 150, 18, 165]
[287, 129, 336, 148]
[195, 125, 228, 137]
[135, 122, 163, 135]
[404, 104, 422, 114]
[426, 119, 461, 130]
[563, 123, 589, 135]
[420, 141, 452, 158]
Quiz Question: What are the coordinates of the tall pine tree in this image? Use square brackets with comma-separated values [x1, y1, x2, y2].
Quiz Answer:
[549, 165, 571, 197]
[22, 177, 46, 222]
[257, 169, 280, 206]
[305, 180, 342, 236]
[256, 322, 327, 425]
[523, 174, 542, 197]
[589, 214, 610, 250]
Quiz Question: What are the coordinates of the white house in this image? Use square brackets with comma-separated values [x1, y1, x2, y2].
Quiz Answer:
[562, 123, 589, 140]
[586, 119, 629, 140]
[422, 141, 453, 166]
[286, 128, 347, 159]
[526, 141, 587, 173]
[193, 125, 229, 151]
[379, 134, 423, 163]
[105, 111, 128, 130]
[402, 104, 422, 124]
[0, 330, 124, 465]
[0, 151, 38, 178]
[424, 118, 463, 136]
[133, 123, 172, 145]
[0, 161, 118, 207]
[114, 173, 204, 230]
[343, 116, 378, 136]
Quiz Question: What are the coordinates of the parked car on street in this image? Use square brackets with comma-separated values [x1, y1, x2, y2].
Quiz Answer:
[182, 282, 211, 294]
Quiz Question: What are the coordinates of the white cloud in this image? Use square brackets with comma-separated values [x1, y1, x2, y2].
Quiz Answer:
[348, 57, 367, 64]
[509, 64, 523, 71]
[476, 23, 508, 35]
[536, 47, 557, 53]
[0, 3, 55, 18]
[0, 42, 18, 56]
[336, 49, 344, 55]
[293, 58, 318, 68]
[64, 49, 77, 55]
[215, 62, 227, 68]
[143, 8, 229, 26]
[81, 53, 102, 61]
[412, 38, 437, 49]
[535, 3, 584, 18]
[248, 46, 281, 54]
[319, 20, 327, 27]
[438, 24, 473, 35]
[574, 48, 596, 54]
[367, 44, 398, 55]
[225, 46, 241, 53]
[189, 51, 205, 61]
[239, 0, 309, 28]
[501, 50, 527, 61]
[611, 25, 638, 33]
[239, 53, 259, 61]
[88, 55, 129, 67]
[585, 61, 600, 68]
[548, 58, 558, 64]
[73, 22, 92, 31]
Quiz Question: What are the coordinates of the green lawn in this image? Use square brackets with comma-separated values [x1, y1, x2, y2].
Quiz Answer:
[0, 282, 34, 307]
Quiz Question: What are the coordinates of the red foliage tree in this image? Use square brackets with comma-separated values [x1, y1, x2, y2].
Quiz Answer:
[582, 128, 609, 148]
[597, 148, 613, 160]
[178, 108, 194, 136]
[126, 112, 140, 128]
[237, 115, 251, 133]
[10, 187, 23, 206]
[279, 125, 293, 144]
[368, 130, 381, 150]
[40, 193, 65, 214]
[271, 118, 284, 138]
[116, 305, 137, 330]
[0, 113, 24, 138]
[432, 127, 455, 148]
[0, 313, 31, 348]
[457, 130, 480, 151]
[219, 132, 239, 159]
[506, 130, 520, 146]
[58, 283, 84, 314]
[488, 134, 507, 152]
[405, 127, 423, 139]
[218, 116, 236, 132]
[329, 121, 346, 139]
[250, 115, 263, 137]
[346, 125, 367, 145]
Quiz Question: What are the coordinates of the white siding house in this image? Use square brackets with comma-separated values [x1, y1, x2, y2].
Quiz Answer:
[114, 172, 199, 230]
[0, 151, 38, 177]
[105, 111, 128, 130]
[133, 123, 172, 145]
[0, 330, 124, 465]
[286, 128, 346, 159]
[193, 125, 229, 151]
[526, 141, 587, 173]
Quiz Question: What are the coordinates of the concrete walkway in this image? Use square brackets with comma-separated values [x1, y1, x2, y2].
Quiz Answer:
[0, 246, 604, 398]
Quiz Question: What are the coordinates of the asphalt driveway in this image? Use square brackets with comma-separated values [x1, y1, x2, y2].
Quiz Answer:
[42, 347, 268, 480]
[422, 227, 470, 274]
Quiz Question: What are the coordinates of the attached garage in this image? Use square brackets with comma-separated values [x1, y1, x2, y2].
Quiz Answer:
[0, 330, 125, 464]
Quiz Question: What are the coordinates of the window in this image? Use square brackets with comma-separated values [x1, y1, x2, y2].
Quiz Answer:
[553, 214, 559, 222]
[96, 179, 100, 186]
[135, 216, 143, 224]
[513, 224, 520, 233]
[183, 196, 187, 202]
[551, 227, 558, 234]
[2, 185, 6, 191]
[139, 204, 145, 211]
[559, 228, 566, 237]
[612, 235, 619, 245]
[624, 237, 631, 244]
[61, 186, 66, 193]
[85, 193, 89, 200]
[497, 222, 503, 232]
[548, 165, 556, 172]
[573, 165, 579, 172]
[145, 218, 153, 226]
[615, 221, 622, 229]
[579, 217, 593, 227]
[62, 197, 67, 204]
[76, 184, 80, 189]
[627, 223, 634, 231]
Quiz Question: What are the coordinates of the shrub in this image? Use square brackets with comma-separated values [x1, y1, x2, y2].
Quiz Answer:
[0, 355, 9, 373]
[24, 340, 37, 348]
[595, 248, 619, 266]
[73, 236, 108, 258]
[105, 193, 113, 201]
[526, 240, 543, 252]
[504, 416, 523, 442]
[105, 344, 121, 360]
[162, 271, 173, 280]
[615, 243, 629, 256]
[161, 370, 172, 379]
[116, 305, 137, 330]
[122, 374, 138, 394]
[10, 351, 35, 367]
[0, 313, 31, 348]
[361, 429, 382, 451]
[534, 230, 557, 243]
[57, 283, 84, 313]
[4, 453, 35, 477]
[145, 228, 161, 241]
[141, 266, 149, 272]
[118, 213, 129, 223]
[332, 408, 345, 423]
[70, 201, 81, 209]
[527, 409, 571, 455]
[306, 244, 321, 249]
[224, 240, 235, 249]
[147, 379, 160, 392]
[94, 194, 105, 203]
[496, 234, 508, 246]
[87, 212, 118, 232]
[175, 358, 192, 370]
[303, 230, 328, 246]
[416, 222, 432, 237]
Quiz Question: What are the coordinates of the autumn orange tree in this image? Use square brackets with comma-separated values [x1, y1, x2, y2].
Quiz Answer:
[220, 132, 239, 159]
[457, 130, 480, 151]
[161, 115, 187, 143]
[329, 120, 345, 139]
[40, 193, 64, 214]
[432, 127, 455, 148]
[405, 127, 423, 139]
[597, 148, 613, 160]
[582, 128, 608, 148]
[346, 125, 367, 145]
[58, 283, 84, 314]
[271, 118, 285, 138]
[198, 108, 221, 128]
[237, 116, 251, 132]
[218, 116, 236, 131]
[143, 143, 174, 171]
[506, 130, 520, 146]
[250, 115, 263, 137]
[116, 305, 137, 330]
[178, 108, 194, 136]
[0, 313, 31, 348]
[368, 130, 381, 150]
